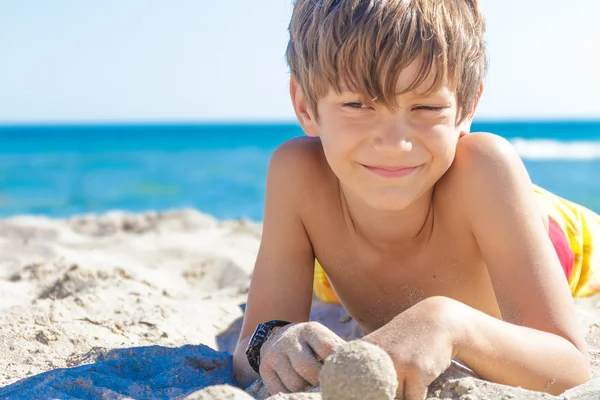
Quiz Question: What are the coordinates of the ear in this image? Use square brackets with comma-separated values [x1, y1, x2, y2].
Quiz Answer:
[289, 76, 319, 137]
[458, 80, 484, 138]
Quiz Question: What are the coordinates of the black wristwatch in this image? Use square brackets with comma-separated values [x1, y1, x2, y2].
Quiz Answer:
[245, 320, 291, 373]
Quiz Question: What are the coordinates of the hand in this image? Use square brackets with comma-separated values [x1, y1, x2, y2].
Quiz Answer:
[361, 296, 461, 400]
[259, 321, 345, 394]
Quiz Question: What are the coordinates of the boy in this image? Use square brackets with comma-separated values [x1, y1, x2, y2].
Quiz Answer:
[233, 0, 600, 398]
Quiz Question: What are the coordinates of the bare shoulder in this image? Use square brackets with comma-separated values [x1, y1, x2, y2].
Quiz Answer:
[438, 132, 548, 241]
[269, 136, 327, 183]
[451, 132, 522, 178]
[271, 136, 330, 177]
[438, 132, 532, 210]
[269, 136, 336, 210]
[271, 136, 320, 163]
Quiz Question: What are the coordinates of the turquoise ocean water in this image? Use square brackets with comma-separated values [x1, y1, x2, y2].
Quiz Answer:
[1, 121, 599, 221]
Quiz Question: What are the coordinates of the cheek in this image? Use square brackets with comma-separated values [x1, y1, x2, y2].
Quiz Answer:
[319, 121, 363, 157]
[425, 127, 460, 157]
[317, 128, 351, 175]
[434, 134, 460, 170]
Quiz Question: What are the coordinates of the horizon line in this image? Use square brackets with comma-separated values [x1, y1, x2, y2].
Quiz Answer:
[1, 117, 600, 128]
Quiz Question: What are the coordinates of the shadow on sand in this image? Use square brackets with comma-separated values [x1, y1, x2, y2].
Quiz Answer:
[0, 344, 237, 400]
[0, 300, 360, 399]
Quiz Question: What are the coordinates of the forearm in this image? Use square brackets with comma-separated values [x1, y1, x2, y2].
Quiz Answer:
[233, 336, 260, 388]
[454, 303, 590, 395]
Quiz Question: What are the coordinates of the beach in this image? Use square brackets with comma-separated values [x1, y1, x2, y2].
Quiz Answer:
[2, 0, 600, 397]
[0, 209, 598, 399]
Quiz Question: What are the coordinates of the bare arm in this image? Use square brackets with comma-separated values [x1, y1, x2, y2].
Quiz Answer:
[450, 300, 589, 395]
[450, 133, 590, 395]
[233, 139, 316, 387]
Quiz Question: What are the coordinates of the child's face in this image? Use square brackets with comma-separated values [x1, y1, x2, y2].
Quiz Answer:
[295, 62, 476, 211]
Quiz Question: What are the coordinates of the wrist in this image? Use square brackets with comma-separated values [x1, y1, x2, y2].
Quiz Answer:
[245, 320, 292, 374]
[265, 325, 285, 344]
[439, 297, 472, 361]
[421, 296, 470, 360]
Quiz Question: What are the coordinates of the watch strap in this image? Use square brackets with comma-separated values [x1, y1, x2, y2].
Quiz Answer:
[246, 320, 291, 374]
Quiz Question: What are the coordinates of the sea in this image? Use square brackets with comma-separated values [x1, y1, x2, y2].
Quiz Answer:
[1, 121, 599, 221]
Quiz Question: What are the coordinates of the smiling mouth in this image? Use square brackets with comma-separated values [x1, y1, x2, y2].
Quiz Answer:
[361, 164, 420, 178]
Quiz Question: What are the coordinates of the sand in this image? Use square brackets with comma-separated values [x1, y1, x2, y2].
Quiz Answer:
[0, 209, 598, 399]
[319, 340, 398, 399]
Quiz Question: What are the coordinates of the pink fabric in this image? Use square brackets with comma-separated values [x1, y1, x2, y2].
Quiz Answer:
[548, 216, 574, 281]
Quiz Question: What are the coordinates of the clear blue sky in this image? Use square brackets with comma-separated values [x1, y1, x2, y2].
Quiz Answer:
[0, 0, 598, 123]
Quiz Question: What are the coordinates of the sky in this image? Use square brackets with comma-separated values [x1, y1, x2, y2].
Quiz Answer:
[0, 0, 599, 124]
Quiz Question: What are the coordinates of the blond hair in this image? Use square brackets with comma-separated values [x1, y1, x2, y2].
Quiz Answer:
[285, 0, 487, 123]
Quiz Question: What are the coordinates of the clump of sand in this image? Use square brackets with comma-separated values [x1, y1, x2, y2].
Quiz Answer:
[0, 209, 598, 400]
[186, 384, 255, 399]
[320, 340, 397, 400]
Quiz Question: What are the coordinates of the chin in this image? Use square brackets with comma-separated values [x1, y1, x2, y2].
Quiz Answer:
[362, 191, 419, 211]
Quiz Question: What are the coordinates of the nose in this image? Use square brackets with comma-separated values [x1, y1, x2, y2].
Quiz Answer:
[371, 120, 413, 152]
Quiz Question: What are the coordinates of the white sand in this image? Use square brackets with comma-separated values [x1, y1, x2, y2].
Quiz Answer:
[0, 209, 598, 399]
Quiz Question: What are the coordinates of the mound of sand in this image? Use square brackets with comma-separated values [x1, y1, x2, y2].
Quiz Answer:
[0, 210, 598, 399]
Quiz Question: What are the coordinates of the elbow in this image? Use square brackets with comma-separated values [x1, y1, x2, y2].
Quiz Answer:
[548, 350, 592, 396]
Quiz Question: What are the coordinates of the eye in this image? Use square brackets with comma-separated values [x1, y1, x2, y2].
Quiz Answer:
[414, 106, 444, 111]
[343, 102, 370, 109]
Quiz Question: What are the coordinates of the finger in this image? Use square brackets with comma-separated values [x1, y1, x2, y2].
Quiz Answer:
[289, 346, 322, 387]
[305, 328, 342, 361]
[403, 376, 428, 400]
[275, 355, 312, 393]
[395, 377, 405, 400]
[260, 365, 288, 395]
